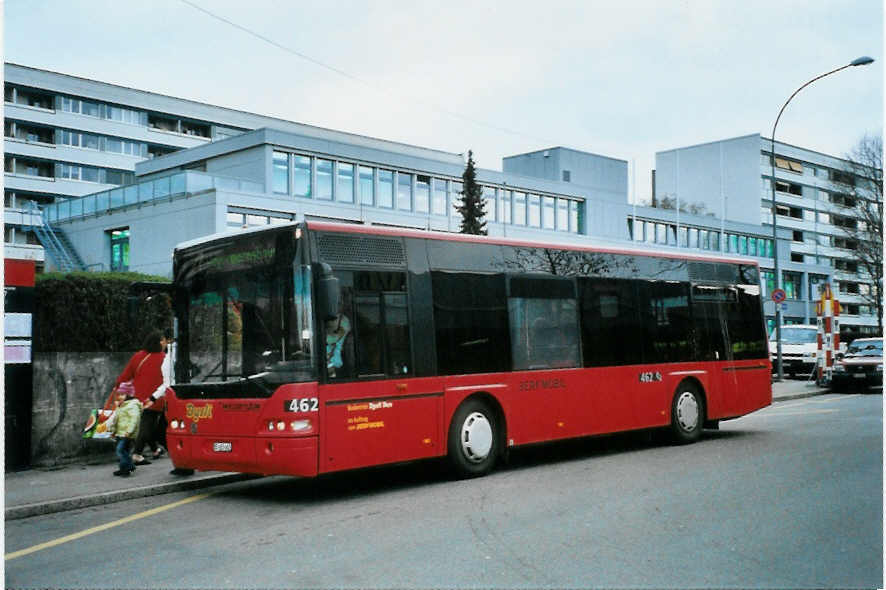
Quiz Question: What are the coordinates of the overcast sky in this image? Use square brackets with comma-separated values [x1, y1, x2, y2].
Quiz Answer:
[4, 0, 883, 203]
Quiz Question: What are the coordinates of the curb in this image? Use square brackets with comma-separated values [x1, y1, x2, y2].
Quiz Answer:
[773, 389, 830, 402]
[5, 473, 259, 521]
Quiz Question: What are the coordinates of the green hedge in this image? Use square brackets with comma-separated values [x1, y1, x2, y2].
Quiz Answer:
[34, 272, 173, 353]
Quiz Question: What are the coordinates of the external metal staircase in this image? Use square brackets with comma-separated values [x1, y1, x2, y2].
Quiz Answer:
[26, 202, 86, 272]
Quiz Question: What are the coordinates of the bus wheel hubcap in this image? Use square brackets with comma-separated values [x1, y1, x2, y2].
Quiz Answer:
[676, 392, 699, 431]
[461, 412, 493, 463]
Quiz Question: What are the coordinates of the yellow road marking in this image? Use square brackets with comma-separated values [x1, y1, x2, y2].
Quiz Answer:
[5, 492, 213, 561]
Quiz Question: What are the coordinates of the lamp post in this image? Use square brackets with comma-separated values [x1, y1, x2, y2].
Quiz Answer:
[770, 56, 874, 381]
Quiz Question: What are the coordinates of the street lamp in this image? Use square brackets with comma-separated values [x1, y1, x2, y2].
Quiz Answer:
[770, 56, 875, 381]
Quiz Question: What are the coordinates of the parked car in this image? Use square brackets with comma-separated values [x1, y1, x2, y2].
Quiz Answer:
[770, 325, 819, 377]
[830, 338, 883, 393]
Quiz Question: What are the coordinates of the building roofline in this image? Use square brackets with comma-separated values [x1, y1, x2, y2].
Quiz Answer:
[655, 133, 762, 155]
[761, 136, 854, 165]
[5, 62, 463, 161]
[503, 146, 628, 164]
[655, 132, 857, 166]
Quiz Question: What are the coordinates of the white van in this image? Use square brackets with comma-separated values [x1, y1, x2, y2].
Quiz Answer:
[769, 325, 819, 377]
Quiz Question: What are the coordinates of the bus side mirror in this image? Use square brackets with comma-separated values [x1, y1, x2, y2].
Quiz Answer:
[317, 263, 340, 321]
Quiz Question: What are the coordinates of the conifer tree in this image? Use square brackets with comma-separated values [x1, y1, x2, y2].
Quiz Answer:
[456, 150, 487, 235]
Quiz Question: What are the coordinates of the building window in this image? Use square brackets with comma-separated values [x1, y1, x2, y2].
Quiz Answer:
[148, 114, 178, 133]
[316, 158, 333, 200]
[761, 270, 775, 298]
[500, 190, 512, 224]
[775, 181, 803, 196]
[808, 274, 828, 298]
[294, 156, 312, 198]
[727, 233, 738, 253]
[415, 175, 430, 213]
[181, 121, 210, 138]
[378, 170, 394, 208]
[783, 272, 802, 300]
[106, 105, 143, 125]
[557, 199, 568, 231]
[513, 192, 526, 225]
[776, 205, 804, 219]
[792, 230, 804, 242]
[833, 236, 858, 250]
[7, 85, 53, 109]
[831, 214, 858, 230]
[432, 178, 447, 215]
[397, 172, 412, 211]
[528, 195, 541, 227]
[562, 170, 571, 182]
[110, 229, 130, 272]
[449, 181, 463, 217]
[272, 151, 289, 194]
[790, 252, 804, 263]
[829, 169, 855, 186]
[542, 196, 555, 229]
[830, 193, 857, 208]
[359, 166, 374, 206]
[336, 162, 355, 203]
[775, 157, 803, 173]
[572, 200, 583, 233]
[839, 281, 860, 295]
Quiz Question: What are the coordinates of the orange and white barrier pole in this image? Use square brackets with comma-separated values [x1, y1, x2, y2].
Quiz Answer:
[816, 283, 840, 385]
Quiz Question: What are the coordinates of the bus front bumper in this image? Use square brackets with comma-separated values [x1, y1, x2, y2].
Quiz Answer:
[167, 434, 319, 477]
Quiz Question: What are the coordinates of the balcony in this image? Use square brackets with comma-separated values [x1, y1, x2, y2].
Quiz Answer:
[44, 171, 265, 224]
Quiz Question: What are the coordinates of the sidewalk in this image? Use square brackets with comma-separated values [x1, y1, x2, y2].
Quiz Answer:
[4, 379, 829, 520]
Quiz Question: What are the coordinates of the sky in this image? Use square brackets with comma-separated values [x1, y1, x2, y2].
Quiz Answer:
[3, 0, 883, 203]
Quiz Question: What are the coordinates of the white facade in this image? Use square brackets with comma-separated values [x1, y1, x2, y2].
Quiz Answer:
[655, 134, 881, 337]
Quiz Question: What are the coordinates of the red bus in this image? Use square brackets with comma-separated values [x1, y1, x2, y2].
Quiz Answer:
[165, 221, 771, 478]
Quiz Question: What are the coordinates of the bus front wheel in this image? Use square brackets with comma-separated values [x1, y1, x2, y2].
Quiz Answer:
[448, 398, 499, 478]
[669, 383, 704, 444]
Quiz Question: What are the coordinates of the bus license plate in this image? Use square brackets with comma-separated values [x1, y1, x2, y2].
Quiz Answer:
[213, 442, 233, 453]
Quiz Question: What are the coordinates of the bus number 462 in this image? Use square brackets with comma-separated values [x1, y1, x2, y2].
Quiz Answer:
[285, 398, 319, 413]
[639, 372, 662, 383]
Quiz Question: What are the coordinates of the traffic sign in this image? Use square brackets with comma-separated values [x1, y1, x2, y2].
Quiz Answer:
[771, 288, 787, 304]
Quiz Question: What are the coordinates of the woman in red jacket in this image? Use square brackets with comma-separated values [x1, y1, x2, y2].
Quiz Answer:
[113, 329, 171, 465]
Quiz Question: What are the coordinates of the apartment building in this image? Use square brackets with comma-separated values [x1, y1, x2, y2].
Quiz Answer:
[654, 134, 881, 338]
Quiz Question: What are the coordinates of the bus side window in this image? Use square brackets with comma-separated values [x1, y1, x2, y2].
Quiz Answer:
[691, 285, 730, 361]
[327, 272, 355, 380]
[432, 272, 510, 375]
[352, 271, 410, 378]
[507, 276, 580, 371]
[579, 278, 644, 367]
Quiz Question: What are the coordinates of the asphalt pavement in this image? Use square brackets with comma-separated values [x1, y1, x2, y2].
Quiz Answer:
[4, 379, 832, 520]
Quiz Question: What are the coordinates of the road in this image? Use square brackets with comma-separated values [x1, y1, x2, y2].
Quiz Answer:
[6, 394, 882, 588]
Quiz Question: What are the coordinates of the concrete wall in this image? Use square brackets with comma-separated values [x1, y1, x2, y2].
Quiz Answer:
[655, 134, 761, 225]
[31, 352, 131, 466]
[503, 147, 628, 203]
[206, 145, 267, 184]
[58, 191, 222, 276]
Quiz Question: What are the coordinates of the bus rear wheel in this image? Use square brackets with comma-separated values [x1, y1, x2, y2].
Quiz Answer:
[670, 382, 704, 444]
[448, 398, 499, 478]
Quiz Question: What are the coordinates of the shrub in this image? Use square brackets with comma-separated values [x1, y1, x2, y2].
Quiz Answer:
[34, 272, 173, 352]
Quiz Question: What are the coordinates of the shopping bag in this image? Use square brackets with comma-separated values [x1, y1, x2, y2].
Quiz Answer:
[82, 385, 124, 440]
[82, 409, 115, 439]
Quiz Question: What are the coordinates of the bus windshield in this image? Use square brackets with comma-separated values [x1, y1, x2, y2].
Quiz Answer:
[176, 228, 316, 394]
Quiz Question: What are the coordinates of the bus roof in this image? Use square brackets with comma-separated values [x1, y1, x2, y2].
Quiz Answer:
[173, 220, 761, 269]
[304, 220, 762, 268]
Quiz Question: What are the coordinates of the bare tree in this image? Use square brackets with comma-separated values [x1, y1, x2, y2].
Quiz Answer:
[841, 134, 883, 331]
